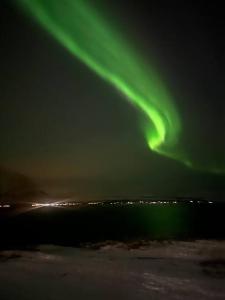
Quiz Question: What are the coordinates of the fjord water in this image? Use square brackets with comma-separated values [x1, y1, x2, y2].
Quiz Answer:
[1, 202, 225, 249]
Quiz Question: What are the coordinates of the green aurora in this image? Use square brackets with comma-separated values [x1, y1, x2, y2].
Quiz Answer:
[15, 0, 224, 173]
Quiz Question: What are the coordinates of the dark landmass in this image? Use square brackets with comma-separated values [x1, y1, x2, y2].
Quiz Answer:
[0, 166, 47, 204]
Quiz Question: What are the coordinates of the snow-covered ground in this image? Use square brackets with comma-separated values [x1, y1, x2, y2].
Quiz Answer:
[0, 240, 225, 300]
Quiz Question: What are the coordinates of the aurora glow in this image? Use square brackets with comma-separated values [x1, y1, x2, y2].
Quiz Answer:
[15, 0, 224, 173]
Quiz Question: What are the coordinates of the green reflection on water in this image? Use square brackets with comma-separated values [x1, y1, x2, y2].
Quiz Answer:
[139, 205, 190, 239]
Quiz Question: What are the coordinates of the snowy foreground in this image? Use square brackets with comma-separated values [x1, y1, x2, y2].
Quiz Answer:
[0, 240, 225, 300]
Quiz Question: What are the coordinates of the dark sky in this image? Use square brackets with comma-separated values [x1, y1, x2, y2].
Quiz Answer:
[0, 0, 225, 200]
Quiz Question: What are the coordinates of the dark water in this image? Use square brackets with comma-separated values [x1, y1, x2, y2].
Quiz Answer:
[1, 203, 225, 249]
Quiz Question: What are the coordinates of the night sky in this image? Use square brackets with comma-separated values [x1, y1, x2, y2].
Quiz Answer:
[1, 0, 225, 200]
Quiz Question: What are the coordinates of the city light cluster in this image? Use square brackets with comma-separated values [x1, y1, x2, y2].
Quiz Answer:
[0, 204, 11, 208]
[0, 200, 214, 210]
[31, 202, 80, 208]
[86, 200, 213, 206]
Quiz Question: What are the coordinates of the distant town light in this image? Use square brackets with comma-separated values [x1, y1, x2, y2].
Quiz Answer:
[0, 204, 10, 208]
